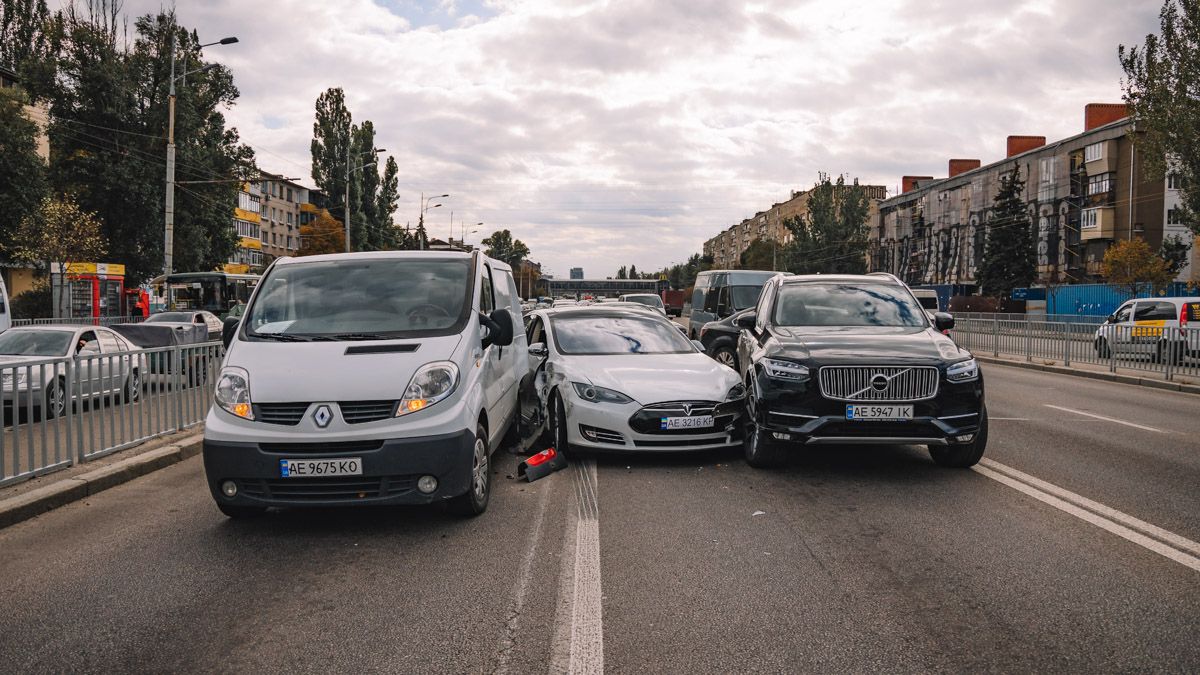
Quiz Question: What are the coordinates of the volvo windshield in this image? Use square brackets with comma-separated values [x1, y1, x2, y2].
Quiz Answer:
[245, 258, 472, 340]
[774, 283, 928, 328]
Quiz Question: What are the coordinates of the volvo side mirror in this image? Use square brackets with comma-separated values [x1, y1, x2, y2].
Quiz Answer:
[735, 312, 757, 329]
[934, 312, 955, 332]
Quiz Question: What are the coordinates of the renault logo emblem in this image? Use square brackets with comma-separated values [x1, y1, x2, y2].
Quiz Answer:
[313, 404, 333, 428]
[871, 374, 889, 391]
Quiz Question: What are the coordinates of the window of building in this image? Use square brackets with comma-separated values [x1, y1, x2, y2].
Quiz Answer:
[287, 235, 294, 249]
[1039, 157, 1055, 184]
[286, 187, 293, 202]
[1087, 173, 1113, 196]
[1084, 142, 1104, 162]
[1167, 208, 1183, 225]
[286, 212, 293, 224]
[270, 207, 277, 222]
[1081, 208, 1099, 230]
[260, 227, 268, 243]
[1167, 173, 1183, 190]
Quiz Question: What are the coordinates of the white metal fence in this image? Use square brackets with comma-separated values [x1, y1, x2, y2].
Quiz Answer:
[954, 318, 1200, 381]
[11, 316, 147, 328]
[1, 342, 221, 487]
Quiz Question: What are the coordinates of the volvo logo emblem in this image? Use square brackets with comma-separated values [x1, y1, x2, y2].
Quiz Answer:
[313, 404, 333, 428]
[871, 374, 889, 391]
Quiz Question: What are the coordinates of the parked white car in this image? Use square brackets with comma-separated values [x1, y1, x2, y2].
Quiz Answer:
[521, 305, 744, 453]
[203, 250, 527, 519]
[1094, 296, 1200, 363]
[618, 293, 667, 315]
[0, 325, 141, 418]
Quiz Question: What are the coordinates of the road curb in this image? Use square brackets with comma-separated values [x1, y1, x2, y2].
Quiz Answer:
[976, 356, 1200, 396]
[0, 433, 204, 530]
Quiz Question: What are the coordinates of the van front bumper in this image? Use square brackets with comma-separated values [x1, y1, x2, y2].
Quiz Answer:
[202, 429, 475, 508]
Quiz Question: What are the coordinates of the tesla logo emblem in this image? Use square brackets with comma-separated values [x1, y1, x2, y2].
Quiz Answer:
[682, 403, 693, 415]
[313, 405, 333, 428]
[871, 374, 889, 391]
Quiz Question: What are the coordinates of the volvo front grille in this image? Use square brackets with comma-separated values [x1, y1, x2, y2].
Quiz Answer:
[818, 366, 939, 401]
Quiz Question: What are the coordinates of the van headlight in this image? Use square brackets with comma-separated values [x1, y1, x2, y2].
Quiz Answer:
[946, 358, 979, 382]
[215, 367, 253, 420]
[571, 382, 634, 404]
[397, 361, 459, 416]
[763, 358, 809, 380]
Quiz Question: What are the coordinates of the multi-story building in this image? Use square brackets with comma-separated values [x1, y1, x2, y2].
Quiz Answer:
[570, 267, 584, 280]
[228, 184, 263, 273]
[869, 103, 1181, 286]
[256, 173, 309, 262]
[703, 183, 887, 270]
[1164, 161, 1197, 281]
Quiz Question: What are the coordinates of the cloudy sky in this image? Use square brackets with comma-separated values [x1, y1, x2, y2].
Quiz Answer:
[123, 0, 1160, 278]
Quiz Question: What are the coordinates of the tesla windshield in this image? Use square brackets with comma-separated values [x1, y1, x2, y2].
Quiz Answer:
[245, 258, 471, 339]
[551, 314, 694, 355]
[773, 283, 928, 328]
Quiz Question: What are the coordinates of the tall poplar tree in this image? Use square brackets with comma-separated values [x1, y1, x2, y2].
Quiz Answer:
[977, 166, 1035, 297]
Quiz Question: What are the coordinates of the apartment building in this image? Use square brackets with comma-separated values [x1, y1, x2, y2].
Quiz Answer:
[704, 183, 887, 270]
[228, 184, 263, 273]
[256, 174, 308, 261]
[869, 103, 1182, 286]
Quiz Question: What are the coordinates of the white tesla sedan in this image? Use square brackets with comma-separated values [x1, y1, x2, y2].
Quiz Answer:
[522, 305, 744, 452]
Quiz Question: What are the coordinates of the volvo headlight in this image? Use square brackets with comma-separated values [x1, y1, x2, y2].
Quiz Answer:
[725, 383, 746, 401]
[397, 361, 460, 416]
[571, 381, 634, 404]
[946, 358, 979, 382]
[763, 358, 809, 380]
[215, 367, 253, 420]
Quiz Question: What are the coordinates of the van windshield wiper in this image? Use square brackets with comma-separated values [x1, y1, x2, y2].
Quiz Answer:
[250, 333, 309, 342]
[326, 333, 395, 341]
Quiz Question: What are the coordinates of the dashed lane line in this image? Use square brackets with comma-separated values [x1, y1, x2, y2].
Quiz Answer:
[1042, 405, 1165, 433]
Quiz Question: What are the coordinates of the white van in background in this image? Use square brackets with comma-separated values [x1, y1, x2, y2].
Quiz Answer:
[202, 250, 528, 518]
[0, 276, 11, 333]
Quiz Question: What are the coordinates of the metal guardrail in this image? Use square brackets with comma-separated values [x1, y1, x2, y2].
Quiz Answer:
[1, 342, 221, 487]
[954, 312, 1108, 326]
[10, 316, 148, 328]
[954, 318, 1200, 381]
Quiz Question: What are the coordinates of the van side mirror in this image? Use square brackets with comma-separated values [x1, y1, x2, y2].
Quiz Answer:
[735, 312, 757, 329]
[481, 309, 514, 349]
[934, 312, 955, 331]
[1106, 314, 1116, 324]
[222, 316, 239, 348]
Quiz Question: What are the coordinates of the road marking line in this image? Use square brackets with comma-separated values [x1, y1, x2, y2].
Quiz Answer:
[1043, 404, 1164, 432]
[567, 458, 604, 674]
[973, 461, 1200, 573]
[494, 474, 552, 675]
[990, 417, 1030, 421]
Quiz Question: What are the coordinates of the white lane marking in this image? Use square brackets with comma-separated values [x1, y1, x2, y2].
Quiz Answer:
[1043, 404, 1165, 433]
[494, 476, 552, 675]
[973, 463, 1200, 573]
[568, 458, 604, 674]
[990, 417, 1030, 421]
[981, 459, 1200, 559]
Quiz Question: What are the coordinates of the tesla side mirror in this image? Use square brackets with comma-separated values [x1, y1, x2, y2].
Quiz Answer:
[735, 312, 757, 329]
[528, 342, 548, 359]
[934, 312, 955, 331]
[222, 316, 239, 348]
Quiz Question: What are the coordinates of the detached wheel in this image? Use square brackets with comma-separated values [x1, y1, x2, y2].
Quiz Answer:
[448, 422, 491, 517]
[217, 503, 267, 519]
[929, 408, 988, 468]
[711, 344, 738, 371]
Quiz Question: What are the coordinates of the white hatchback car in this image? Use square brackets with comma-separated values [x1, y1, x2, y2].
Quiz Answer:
[1094, 296, 1200, 363]
[521, 305, 744, 453]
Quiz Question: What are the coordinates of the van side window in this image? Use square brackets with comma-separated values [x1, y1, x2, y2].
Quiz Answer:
[704, 286, 721, 313]
[1135, 301, 1176, 321]
[1113, 303, 1133, 323]
[480, 265, 495, 313]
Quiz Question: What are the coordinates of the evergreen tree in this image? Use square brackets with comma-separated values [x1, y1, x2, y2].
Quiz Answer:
[628, 264, 638, 279]
[351, 120, 378, 250]
[977, 166, 1036, 297]
[310, 87, 353, 233]
[376, 156, 400, 248]
[616, 266, 627, 279]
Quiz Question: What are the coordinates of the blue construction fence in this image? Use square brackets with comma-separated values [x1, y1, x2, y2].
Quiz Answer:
[912, 282, 1198, 318]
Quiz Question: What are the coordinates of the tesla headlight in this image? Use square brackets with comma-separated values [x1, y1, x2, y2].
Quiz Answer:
[571, 381, 634, 404]
[725, 383, 746, 401]
[214, 367, 253, 420]
[763, 358, 809, 380]
[397, 361, 460, 416]
[946, 358, 979, 382]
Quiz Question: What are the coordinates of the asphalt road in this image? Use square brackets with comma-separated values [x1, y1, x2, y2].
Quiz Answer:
[1, 363, 1198, 673]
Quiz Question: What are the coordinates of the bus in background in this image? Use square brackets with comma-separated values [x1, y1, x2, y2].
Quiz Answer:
[150, 272, 260, 318]
[0, 275, 10, 333]
[687, 269, 779, 339]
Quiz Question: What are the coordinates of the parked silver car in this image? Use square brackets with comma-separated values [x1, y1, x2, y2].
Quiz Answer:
[0, 326, 140, 418]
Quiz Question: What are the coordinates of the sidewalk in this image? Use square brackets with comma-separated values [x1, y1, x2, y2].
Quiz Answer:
[977, 353, 1200, 395]
[0, 428, 203, 529]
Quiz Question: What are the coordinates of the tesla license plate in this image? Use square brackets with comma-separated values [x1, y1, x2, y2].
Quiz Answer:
[846, 405, 913, 421]
[279, 458, 363, 478]
[661, 415, 714, 430]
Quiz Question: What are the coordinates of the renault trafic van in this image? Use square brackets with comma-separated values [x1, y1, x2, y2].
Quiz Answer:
[202, 251, 527, 518]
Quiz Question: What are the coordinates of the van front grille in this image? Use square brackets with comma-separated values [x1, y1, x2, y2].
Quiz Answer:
[254, 402, 309, 426]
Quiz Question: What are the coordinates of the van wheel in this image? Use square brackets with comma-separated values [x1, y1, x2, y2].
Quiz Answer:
[1157, 341, 1182, 366]
[448, 423, 491, 517]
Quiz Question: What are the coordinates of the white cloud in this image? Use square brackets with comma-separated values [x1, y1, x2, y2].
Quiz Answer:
[123, 0, 1159, 278]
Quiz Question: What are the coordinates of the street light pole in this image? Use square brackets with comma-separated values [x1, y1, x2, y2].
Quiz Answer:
[164, 34, 237, 275]
[419, 193, 449, 251]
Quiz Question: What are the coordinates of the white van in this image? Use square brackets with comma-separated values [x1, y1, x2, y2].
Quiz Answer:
[0, 276, 10, 333]
[1094, 296, 1200, 363]
[203, 251, 527, 518]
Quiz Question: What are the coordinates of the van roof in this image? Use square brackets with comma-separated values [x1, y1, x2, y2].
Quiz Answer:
[272, 250, 512, 272]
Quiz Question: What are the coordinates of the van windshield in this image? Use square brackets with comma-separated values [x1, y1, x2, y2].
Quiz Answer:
[245, 258, 472, 340]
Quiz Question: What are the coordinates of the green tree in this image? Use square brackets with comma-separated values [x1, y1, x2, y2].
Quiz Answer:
[1160, 234, 1192, 278]
[310, 87, 353, 229]
[616, 265, 627, 279]
[376, 155, 400, 248]
[482, 229, 530, 269]
[782, 173, 872, 275]
[1103, 238, 1175, 298]
[628, 264, 638, 279]
[351, 120, 378, 250]
[13, 194, 108, 316]
[298, 211, 346, 256]
[0, 0, 59, 101]
[739, 238, 776, 271]
[1121, 0, 1200, 236]
[977, 166, 1036, 297]
[0, 86, 47, 261]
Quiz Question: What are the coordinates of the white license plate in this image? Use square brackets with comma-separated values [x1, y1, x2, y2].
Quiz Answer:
[280, 457, 363, 478]
[846, 405, 913, 421]
[661, 415, 714, 430]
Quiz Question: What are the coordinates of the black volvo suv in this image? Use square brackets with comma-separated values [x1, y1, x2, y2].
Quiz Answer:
[736, 273, 986, 469]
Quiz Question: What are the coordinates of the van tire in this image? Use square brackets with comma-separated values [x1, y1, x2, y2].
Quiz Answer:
[448, 423, 491, 517]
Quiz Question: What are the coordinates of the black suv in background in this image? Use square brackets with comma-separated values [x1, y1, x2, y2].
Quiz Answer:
[699, 308, 752, 370]
[736, 273, 986, 469]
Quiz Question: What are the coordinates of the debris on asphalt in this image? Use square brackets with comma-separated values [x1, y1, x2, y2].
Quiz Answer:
[752, 510, 766, 517]
[518, 446, 568, 483]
